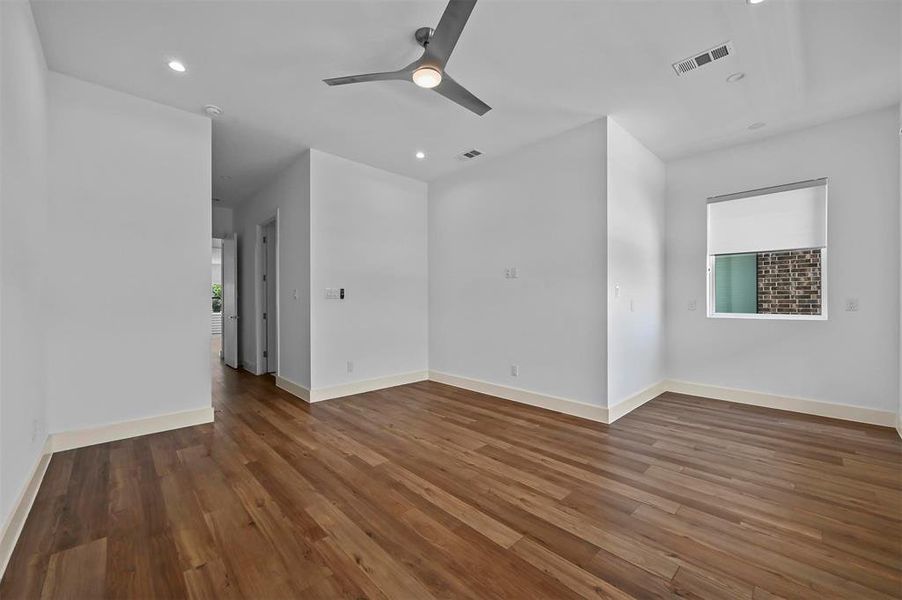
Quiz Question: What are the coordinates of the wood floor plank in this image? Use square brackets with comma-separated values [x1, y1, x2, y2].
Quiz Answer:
[509, 536, 636, 600]
[380, 461, 523, 548]
[40, 537, 107, 600]
[2, 347, 900, 599]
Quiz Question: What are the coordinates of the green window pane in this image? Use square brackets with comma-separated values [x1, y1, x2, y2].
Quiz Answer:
[715, 254, 757, 314]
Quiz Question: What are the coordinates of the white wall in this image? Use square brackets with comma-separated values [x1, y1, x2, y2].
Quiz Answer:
[310, 150, 428, 389]
[212, 205, 233, 238]
[429, 121, 608, 406]
[0, 0, 49, 534]
[234, 152, 310, 385]
[46, 73, 212, 432]
[666, 106, 900, 412]
[606, 118, 666, 407]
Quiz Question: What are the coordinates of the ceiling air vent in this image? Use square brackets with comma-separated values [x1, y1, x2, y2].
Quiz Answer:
[456, 149, 483, 161]
[672, 41, 734, 76]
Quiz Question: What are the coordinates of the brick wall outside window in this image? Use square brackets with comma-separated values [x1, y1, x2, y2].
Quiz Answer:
[756, 249, 822, 315]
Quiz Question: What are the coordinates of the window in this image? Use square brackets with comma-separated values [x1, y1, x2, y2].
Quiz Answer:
[707, 178, 827, 320]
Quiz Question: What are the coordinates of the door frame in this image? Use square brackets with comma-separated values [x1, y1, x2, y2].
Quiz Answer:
[254, 211, 279, 376]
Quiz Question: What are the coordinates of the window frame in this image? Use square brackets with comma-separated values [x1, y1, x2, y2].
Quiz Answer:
[706, 248, 828, 321]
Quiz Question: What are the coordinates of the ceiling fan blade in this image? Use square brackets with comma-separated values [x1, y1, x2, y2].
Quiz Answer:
[323, 70, 408, 86]
[427, 0, 477, 67]
[433, 73, 491, 116]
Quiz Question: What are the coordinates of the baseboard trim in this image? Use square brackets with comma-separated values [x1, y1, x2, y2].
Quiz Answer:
[607, 381, 669, 423]
[665, 379, 897, 427]
[0, 437, 52, 579]
[423, 372, 897, 429]
[427, 371, 608, 423]
[275, 375, 310, 402]
[49, 406, 215, 453]
[311, 371, 429, 402]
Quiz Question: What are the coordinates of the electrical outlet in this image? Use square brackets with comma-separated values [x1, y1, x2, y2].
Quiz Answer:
[347, 360, 354, 373]
[688, 299, 697, 311]
[510, 364, 519, 377]
[845, 298, 859, 312]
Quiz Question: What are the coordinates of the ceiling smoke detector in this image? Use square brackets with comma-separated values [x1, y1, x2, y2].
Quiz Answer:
[203, 104, 223, 117]
[672, 42, 734, 76]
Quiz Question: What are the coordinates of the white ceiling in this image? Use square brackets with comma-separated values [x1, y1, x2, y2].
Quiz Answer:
[32, 0, 900, 207]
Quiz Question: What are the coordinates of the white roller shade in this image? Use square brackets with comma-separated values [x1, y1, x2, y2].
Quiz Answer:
[707, 178, 827, 256]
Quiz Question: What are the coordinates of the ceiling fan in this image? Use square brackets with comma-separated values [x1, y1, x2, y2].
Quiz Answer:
[323, 0, 491, 116]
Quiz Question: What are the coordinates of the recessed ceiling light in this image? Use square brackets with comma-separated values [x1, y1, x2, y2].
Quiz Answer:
[726, 72, 745, 83]
[747, 0, 765, 4]
[748, 121, 766, 130]
[168, 59, 186, 73]
[415, 151, 426, 160]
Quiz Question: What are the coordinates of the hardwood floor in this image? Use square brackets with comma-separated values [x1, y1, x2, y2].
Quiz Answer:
[2, 356, 901, 599]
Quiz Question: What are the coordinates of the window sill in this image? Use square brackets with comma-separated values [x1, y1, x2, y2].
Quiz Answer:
[707, 312, 827, 321]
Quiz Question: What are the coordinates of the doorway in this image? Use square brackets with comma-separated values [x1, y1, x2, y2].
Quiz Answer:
[211, 238, 223, 358]
[261, 219, 278, 374]
[220, 233, 239, 368]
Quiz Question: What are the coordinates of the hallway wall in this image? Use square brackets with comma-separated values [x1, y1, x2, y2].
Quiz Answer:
[234, 152, 311, 385]
[213, 205, 234, 238]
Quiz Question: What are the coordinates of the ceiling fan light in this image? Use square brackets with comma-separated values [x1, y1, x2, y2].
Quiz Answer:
[412, 67, 442, 89]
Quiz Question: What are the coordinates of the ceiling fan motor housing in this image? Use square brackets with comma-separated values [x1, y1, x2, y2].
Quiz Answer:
[414, 27, 435, 47]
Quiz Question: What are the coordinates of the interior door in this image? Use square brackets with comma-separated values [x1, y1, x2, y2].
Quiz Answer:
[222, 233, 239, 369]
[263, 221, 278, 373]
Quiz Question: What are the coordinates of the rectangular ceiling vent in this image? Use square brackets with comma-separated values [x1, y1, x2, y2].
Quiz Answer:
[672, 41, 734, 76]
[456, 149, 483, 161]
